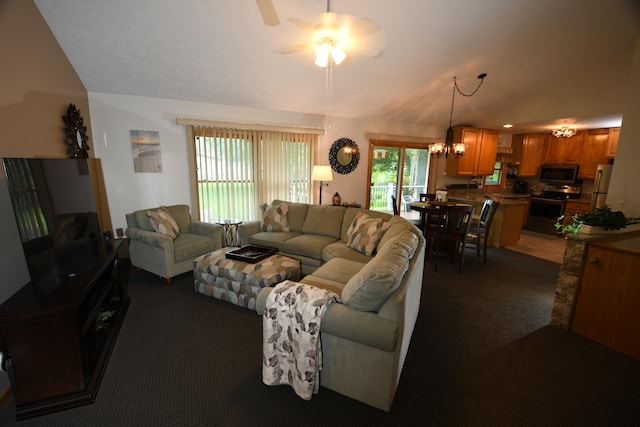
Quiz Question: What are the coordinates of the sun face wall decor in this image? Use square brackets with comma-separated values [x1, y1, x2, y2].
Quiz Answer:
[329, 137, 359, 174]
[62, 103, 90, 159]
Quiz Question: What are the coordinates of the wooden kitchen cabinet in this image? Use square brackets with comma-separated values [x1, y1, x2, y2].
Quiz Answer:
[579, 129, 609, 178]
[445, 127, 498, 176]
[476, 129, 499, 175]
[571, 231, 640, 360]
[564, 200, 590, 216]
[449, 197, 526, 247]
[512, 196, 530, 227]
[606, 127, 620, 157]
[511, 133, 546, 177]
[543, 131, 584, 164]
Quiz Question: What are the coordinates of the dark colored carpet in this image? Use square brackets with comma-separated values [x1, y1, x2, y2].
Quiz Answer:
[2, 248, 639, 426]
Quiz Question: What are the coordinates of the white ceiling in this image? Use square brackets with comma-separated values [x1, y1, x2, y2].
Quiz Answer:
[34, 0, 640, 134]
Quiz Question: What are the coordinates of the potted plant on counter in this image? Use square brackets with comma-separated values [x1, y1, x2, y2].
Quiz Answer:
[555, 205, 627, 235]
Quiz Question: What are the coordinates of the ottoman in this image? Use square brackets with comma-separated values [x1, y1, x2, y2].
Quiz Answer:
[193, 247, 301, 310]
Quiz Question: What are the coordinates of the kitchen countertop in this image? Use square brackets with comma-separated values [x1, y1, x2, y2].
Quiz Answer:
[446, 189, 595, 205]
[445, 195, 528, 247]
[448, 196, 530, 206]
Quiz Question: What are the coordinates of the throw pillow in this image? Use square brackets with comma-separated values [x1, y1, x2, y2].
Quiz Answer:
[146, 206, 180, 239]
[261, 203, 290, 231]
[346, 211, 391, 256]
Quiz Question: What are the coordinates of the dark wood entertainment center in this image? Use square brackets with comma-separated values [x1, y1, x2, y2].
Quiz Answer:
[0, 240, 129, 420]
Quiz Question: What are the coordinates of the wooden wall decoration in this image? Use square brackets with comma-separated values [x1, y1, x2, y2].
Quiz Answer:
[63, 103, 90, 159]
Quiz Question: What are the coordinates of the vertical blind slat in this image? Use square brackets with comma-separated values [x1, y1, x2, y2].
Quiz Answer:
[192, 126, 316, 222]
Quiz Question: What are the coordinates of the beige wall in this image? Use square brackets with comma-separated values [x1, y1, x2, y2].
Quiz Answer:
[0, 0, 92, 392]
[608, 36, 640, 216]
[0, 0, 91, 158]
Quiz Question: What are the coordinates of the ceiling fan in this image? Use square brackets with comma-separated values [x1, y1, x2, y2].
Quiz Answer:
[258, 0, 383, 67]
[255, 0, 280, 26]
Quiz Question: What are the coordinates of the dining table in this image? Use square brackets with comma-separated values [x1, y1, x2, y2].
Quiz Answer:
[409, 200, 473, 227]
[409, 201, 475, 258]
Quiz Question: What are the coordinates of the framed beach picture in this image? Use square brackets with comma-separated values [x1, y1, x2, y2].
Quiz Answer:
[130, 130, 162, 173]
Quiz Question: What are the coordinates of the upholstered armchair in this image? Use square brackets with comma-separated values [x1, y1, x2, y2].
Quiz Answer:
[125, 205, 224, 284]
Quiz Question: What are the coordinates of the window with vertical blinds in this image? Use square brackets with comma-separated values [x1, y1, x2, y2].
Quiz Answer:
[192, 126, 317, 222]
[3, 158, 48, 241]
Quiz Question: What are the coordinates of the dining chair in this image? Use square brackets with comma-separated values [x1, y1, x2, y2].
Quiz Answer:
[466, 199, 500, 263]
[422, 204, 442, 257]
[414, 193, 436, 227]
[432, 204, 476, 273]
[391, 194, 399, 215]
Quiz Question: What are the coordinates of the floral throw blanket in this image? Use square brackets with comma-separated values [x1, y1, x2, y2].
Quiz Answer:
[262, 280, 340, 400]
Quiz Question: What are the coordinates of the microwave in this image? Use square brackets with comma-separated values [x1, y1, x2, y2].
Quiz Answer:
[539, 164, 580, 184]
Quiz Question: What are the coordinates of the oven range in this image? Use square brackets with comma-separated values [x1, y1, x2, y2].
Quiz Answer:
[525, 184, 582, 235]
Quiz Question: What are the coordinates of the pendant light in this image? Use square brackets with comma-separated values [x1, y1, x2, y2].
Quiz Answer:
[431, 73, 487, 159]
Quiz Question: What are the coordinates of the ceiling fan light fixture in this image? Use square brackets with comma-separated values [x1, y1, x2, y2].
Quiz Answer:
[315, 36, 346, 67]
[315, 43, 330, 67]
[331, 46, 346, 64]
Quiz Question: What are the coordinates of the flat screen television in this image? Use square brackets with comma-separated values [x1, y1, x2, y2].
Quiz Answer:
[1, 158, 103, 302]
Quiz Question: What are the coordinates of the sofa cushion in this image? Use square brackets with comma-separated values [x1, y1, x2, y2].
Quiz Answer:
[130, 210, 155, 232]
[341, 230, 418, 312]
[249, 231, 300, 252]
[146, 207, 180, 239]
[299, 276, 346, 296]
[164, 205, 192, 232]
[309, 257, 366, 287]
[272, 200, 309, 232]
[302, 205, 345, 239]
[322, 241, 374, 264]
[261, 203, 290, 231]
[345, 212, 391, 256]
[173, 233, 219, 262]
[377, 216, 420, 254]
[282, 234, 338, 260]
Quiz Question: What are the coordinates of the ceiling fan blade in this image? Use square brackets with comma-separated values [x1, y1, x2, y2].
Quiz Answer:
[349, 18, 381, 37]
[354, 45, 383, 59]
[256, 0, 280, 26]
[274, 43, 313, 55]
[288, 17, 314, 31]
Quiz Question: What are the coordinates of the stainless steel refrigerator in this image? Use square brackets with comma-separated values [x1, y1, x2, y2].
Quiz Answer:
[590, 164, 614, 211]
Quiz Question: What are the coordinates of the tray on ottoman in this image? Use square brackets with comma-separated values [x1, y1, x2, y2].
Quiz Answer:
[225, 244, 276, 263]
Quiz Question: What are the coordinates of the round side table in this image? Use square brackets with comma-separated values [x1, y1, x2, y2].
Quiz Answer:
[215, 219, 243, 247]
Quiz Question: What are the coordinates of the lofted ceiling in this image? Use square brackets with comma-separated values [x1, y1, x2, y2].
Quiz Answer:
[34, 0, 640, 134]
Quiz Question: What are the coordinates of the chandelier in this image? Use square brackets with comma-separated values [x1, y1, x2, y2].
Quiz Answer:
[431, 73, 487, 159]
[551, 127, 577, 138]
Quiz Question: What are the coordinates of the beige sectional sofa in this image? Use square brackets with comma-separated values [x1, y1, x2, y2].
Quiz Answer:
[238, 200, 426, 412]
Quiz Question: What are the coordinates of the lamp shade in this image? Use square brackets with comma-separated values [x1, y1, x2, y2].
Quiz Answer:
[312, 165, 334, 181]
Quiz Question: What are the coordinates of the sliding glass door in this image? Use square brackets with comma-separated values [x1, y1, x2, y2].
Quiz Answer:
[368, 142, 431, 221]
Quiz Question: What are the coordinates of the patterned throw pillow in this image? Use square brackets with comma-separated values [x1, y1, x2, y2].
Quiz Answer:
[261, 203, 290, 232]
[346, 211, 391, 256]
[146, 206, 180, 239]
